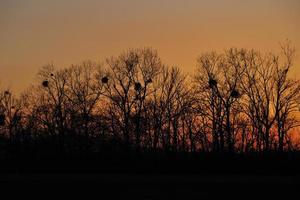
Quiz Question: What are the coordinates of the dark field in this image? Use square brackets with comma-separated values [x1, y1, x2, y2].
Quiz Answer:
[1, 173, 297, 199]
[0, 153, 299, 199]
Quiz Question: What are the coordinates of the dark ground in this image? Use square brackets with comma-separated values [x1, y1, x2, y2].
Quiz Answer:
[0, 152, 299, 199]
[1, 173, 298, 199]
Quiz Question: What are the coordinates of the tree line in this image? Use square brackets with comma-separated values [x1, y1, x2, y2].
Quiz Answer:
[1, 44, 300, 156]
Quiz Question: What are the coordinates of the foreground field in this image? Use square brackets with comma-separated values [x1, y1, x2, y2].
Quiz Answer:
[0, 153, 299, 199]
[0, 172, 298, 199]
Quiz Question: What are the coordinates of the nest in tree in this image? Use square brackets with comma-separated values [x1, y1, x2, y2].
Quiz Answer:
[0, 114, 5, 126]
[208, 79, 217, 88]
[101, 76, 109, 84]
[231, 89, 241, 98]
[134, 82, 142, 91]
[4, 91, 10, 96]
[42, 80, 49, 88]
[12, 115, 21, 123]
[146, 78, 153, 84]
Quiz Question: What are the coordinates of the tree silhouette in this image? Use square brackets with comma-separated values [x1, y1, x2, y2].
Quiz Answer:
[0, 45, 299, 157]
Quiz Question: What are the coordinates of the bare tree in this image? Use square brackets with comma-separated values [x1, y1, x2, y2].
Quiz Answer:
[37, 64, 70, 153]
[64, 61, 105, 151]
[195, 50, 245, 152]
[0, 90, 22, 144]
[272, 43, 300, 151]
[102, 48, 161, 149]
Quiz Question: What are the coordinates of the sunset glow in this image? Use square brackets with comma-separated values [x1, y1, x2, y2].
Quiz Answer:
[0, 0, 299, 93]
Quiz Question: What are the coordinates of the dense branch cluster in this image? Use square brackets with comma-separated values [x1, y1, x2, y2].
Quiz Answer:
[1, 46, 300, 155]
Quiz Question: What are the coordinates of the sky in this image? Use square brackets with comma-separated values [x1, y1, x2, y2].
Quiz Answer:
[0, 0, 299, 94]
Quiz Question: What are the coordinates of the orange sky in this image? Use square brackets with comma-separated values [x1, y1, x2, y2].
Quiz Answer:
[0, 0, 299, 94]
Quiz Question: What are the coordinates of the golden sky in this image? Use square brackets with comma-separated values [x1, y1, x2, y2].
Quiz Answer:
[0, 0, 299, 94]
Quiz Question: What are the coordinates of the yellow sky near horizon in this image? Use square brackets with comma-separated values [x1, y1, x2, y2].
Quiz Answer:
[0, 0, 299, 94]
